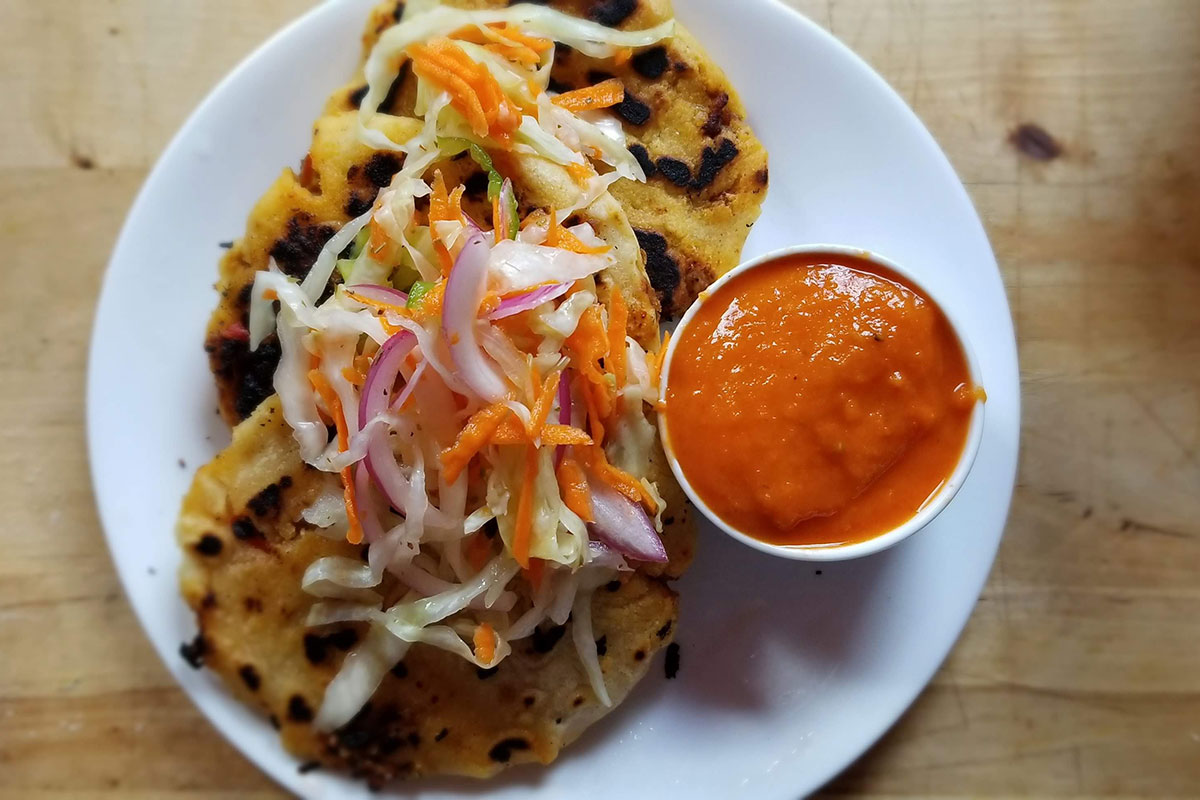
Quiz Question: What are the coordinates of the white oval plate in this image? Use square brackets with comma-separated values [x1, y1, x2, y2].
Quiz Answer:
[88, 1, 1020, 797]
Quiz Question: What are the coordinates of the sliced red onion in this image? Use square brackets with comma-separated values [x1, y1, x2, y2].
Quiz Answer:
[557, 369, 572, 425]
[359, 332, 416, 513]
[359, 332, 416, 427]
[362, 424, 412, 517]
[443, 232, 509, 402]
[587, 477, 668, 563]
[587, 540, 629, 571]
[463, 213, 482, 235]
[489, 282, 571, 320]
[347, 283, 409, 306]
[391, 359, 427, 412]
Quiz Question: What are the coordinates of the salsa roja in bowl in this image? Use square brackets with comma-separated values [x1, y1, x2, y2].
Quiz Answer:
[658, 245, 986, 561]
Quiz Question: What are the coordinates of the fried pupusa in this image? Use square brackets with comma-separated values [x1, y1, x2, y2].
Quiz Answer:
[177, 398, 688, 784]
[207, 0, 767, 423]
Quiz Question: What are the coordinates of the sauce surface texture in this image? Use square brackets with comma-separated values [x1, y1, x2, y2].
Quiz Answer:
[664, 253, 981, 548]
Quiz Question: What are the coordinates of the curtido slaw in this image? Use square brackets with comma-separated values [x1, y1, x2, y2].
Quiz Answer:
[246, 2, 676, 730]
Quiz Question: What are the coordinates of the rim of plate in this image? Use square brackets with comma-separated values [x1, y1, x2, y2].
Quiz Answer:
[86, 1, 1021, 798]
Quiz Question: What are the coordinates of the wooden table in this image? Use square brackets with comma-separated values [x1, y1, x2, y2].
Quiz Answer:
[2, 1, 1198, 797]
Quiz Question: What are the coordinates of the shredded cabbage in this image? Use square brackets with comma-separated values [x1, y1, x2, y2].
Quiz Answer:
[488, 240, 611, 294]
[531, 289, 597, 344]
[315, 626, 410, 731]
[537, 96, 644, 181]
[571, 581, 611, 706]
[301, 487, 349, 530]
[300, 210, 374, 302]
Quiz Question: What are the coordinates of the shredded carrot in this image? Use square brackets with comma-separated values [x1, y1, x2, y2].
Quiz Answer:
[524, 557, 545, 591]
[381, 317, 408, 338]
[649, 330, 671, 390]
[480, 290, 503, 317]
[428, 170, 467, 275]
[512, 444, 539, 568]
[343, 288, 410, 317]
[613, 47, 633, 67]
[491, 420, 593, 446]
[485, 41, 542, 66]
[473, 623, 497, 666]
[496, 281, 555, 300]
[492, 193, 504, 241]
[545, 209, 609, 254]
[354, 355, 373, 380]
[408, 39, 519, 144]
[450, 23, 552, 66]
[566, 304, 610, 366]
[565, 305, 614, 421]
[448, 185, 467, 216]
[543, 425, 593, 446]
[368, 218, 387, 253]
[465, 531, 494, 571]
[342, 366, 365, 387]
[309, 371, 347, 450]
[309, 370, 365, 545]
[528, 371, 562, 439]
[579, 373, 607, 446]
[439, 402, 513, 483]
[606, 287, 628, 391]
[341, 482, 365, 545]
[409, 45, 487, 134]
[585, 446, 658, 513]
[488, 23, 553, 54]
[428, 170, 456, 223]
[560, 229, 610, 255]
[552, 79, 625, 113]
[566, 161, 593, 186]
[262, 289, 278, 302]
[520, 208, 549, 230]
[489, 418, 526, 444]
[411, 281, 446, 323]
[544, 207, 562, 247]
[556, 456, 594, 523]
[367, 217, 400, 263]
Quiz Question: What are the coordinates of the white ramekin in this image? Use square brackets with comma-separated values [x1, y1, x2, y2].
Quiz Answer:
[658, 244, 986, 562]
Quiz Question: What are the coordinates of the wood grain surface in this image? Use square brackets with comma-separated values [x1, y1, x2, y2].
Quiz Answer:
[1, 0, 1198, 797]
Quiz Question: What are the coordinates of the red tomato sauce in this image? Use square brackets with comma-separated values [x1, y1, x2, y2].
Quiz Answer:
[663, 253, 982, 548]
